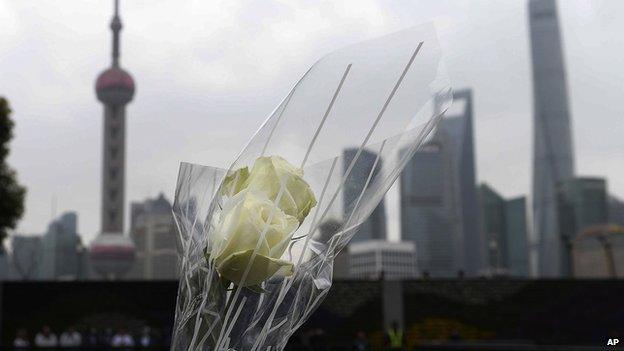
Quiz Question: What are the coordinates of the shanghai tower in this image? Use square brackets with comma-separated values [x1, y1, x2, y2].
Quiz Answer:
[529, 0, 575, 277]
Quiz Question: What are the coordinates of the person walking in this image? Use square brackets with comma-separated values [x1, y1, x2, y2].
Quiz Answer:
[385, 321, 404, 351]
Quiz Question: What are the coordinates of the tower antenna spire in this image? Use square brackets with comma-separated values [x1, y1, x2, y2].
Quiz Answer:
[111, 0, 122, 67]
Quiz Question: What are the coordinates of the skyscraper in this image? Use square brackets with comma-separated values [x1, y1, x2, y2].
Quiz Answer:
[343, 149, 387, 242]
[90, 0, 136, 280]
[401, 141, 457, 277]
[11, 235, 42, 280]
[608, 196, 624, 226]
[558, 177, 608, 276]
[479, 184, 508, 274]
[0, 248, 9, 280]
[400, 89, 482, 277]
[505, 197, 530, 277]
[436, 89, 482, 276]
[129, 193, 179, 280]
[478, 184, 530, 277]
[529, 0, 575, 277]
[39, 212, 83, 280]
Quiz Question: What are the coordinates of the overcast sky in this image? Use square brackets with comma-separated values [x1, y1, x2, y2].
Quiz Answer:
[1, 0, 623, 243]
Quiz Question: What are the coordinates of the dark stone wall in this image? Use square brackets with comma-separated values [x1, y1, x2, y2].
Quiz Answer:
[2, 280, 623, 349]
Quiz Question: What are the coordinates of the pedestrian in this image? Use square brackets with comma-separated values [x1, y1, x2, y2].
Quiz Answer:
[34, 326, 58, 348]
[13, 329, 30, 349]
[385, 321, 404, 351]
[60, 326, 82, 348]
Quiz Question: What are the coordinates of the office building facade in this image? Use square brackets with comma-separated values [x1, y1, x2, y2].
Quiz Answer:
[130, 193, 179, 280]
[505, 197, 530, 276]
[478, 184, 530, 277]
[348, 240, 417, 280]
[479, 185, 508, 274]
[39, 212, 84, 280]
[11, 235, 43, 280]
[558, 177, 608, 276]
[608, 196, 624, 226]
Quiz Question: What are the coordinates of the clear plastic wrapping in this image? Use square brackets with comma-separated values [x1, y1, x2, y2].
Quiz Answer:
[172, 24, 452, 351]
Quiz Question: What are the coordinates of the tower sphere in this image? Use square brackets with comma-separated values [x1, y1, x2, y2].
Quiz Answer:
[95, 67, 135, 105]
[89, 232, 136, 280]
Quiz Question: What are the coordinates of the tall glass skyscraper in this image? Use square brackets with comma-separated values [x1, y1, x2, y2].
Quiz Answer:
[505, 197, 530, 277]
[529, 0, 575, 277]
[401, 141, 458, 277]
[437, 90, 481, 277]
[400, 89, 481, 277]
[343, 149, 387, 243]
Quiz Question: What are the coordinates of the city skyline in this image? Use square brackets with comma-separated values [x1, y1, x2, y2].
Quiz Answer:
[2, 0, 623, 244]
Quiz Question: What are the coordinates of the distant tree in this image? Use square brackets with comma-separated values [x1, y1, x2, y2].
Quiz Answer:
[0, 97, 26, 249]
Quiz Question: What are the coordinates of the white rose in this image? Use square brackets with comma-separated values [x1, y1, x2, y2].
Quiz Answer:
[242, 156, 317, 223]
[212, 190, 299, 287]
[220, 167, 249, 197]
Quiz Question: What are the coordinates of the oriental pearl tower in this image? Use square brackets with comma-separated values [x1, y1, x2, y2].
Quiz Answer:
[90, 0, 135, 280]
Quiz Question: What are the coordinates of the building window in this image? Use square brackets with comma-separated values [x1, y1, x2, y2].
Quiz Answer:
[110, 127, 119, 138]
[110, 167, 118, 180]
[110, 147, 118, 158]
[109, 210, 116, 223]
[110, 188, 117, 200]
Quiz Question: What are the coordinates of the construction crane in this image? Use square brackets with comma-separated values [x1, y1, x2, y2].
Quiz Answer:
[572, 224, 624, 278]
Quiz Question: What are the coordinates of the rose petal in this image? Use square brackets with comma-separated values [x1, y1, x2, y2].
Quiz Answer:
[217, 249, 294, 287]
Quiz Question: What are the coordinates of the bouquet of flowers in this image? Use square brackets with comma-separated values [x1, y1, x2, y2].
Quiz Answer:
[171, 24, 452, 351]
